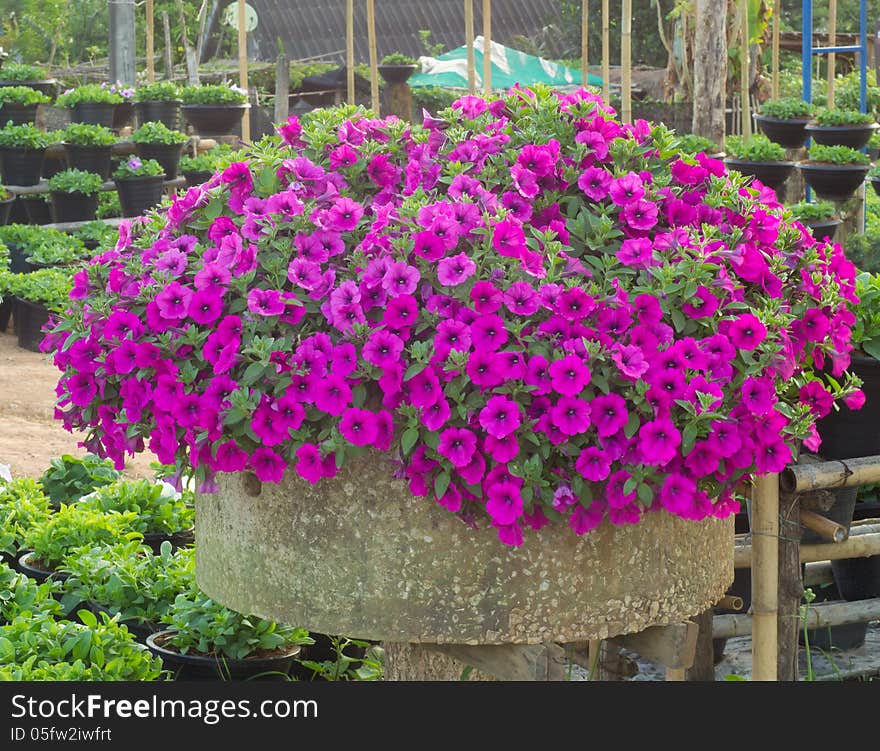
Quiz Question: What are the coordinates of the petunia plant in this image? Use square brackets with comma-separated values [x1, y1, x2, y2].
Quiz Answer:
[47, 86, 862, 547]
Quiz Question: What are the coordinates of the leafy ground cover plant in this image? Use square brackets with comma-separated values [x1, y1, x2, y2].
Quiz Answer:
[73, 220, 119, 249]
[0, 478, 52, 558]
[56, 84, 123, 107]
[0, 63, 47, 81]
[851, 272, 880, 359]
[77, 478, 194, 535]
[0, 224, 87, 264]
[0, 268, 74, 312]
[39, 453, 120, 507]
[813, 109, 876, 127]
[112, 156, 164, 179]
[296, 635, 384, 680]
[0, 122, 53, 149]
[806, 143, 871, 165]
[673, 133, 718, 155]
[759, 98, 814, 119]
[131, 121, 188, 145]
[47, 168, 104, 195]
[180, 83, 248, 105]
[0, 610, 165, 680]
[0, 86, 51, 106]
[135, 81, 182, 102]
[788, 201, 837, 223]
[48, 86, 862, 547]
[381, 52, 418, 65]
[61, 122, 117, 146]
[725, 133, 788, 161]
[178, 144, 236, 174]
[0, 562, 63, 623]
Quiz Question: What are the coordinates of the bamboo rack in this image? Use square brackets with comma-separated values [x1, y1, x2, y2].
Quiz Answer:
[465, 0, 476, 94]
[367, 0, 379, 112]
[346, 0, 355, 104]
[483, 0, 492, 96]
[601, 0, 610, 103]
[735, 523, 880, 568]
[800, 508, 848, 543]
[780, 456, 880, 493]
[237, 0, 250, 142]
[621, 0, 632, 122]
[751, 472, 778, 681]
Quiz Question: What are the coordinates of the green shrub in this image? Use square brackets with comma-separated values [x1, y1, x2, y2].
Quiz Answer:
[806, 143, 871, 165]
[131, 121, 188, 145]
[77, 479, 193, 535]
[73, 220, 119, 249]
[813, 108, 876, 127]
[61, 122, 117, 146]
[0, 63, 47, 81]
[134, 81, 182, 102]
[0, 86, 51, 106]
[724, 133, 787, 162]
[0, 268, 73, 311]
[673, 133, 718, 155]
[178, 143, 235, 173]
[180, 83, 248, 105]
[47, 169, 104, 195]
[39, 454, 121, 507]
[759, 98, 814, 119]
[97, 190, 122, 218]
[0, 123, 53, 149]
[411, 85, 458, 115]
[381, 52, 418, 65]
[56, 84, 123, 107]
[0, 478, 52, 558]
[0, 562, 63, 623]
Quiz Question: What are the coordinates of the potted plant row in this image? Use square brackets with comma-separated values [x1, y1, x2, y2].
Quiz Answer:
[46, 168, 104, 223]
[723, 133, 794, 194]
[0, 478, 52, 569]
[0, 85, 51, 126]
[806, 108, 879, 150]
[797, 143, 871, 202]
[178, 143, 234, 188]
[378, 52, 419, 84]
[112, 156, 166, 218]
[134, 81, 183, 131]
[0, 62, 57, 99]
[0, 223, 89, 272]
[180, 83, 249, 137]
[0, 122, 55, 186]
[131, 121, 188, 180]
[0, 266, 74, 350]
[56, 84, 124, 129]
[61, 123, 117, 180]
[753, 97, 814, 149]
[788, 200, 840, 241]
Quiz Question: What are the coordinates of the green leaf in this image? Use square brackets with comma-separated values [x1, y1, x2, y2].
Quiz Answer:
[862, 339, 880, 361]
[670, 308, 685, 333]
[77, 609, 97, 628]
[624, 411, 641, 439]
[682, 422, 699, 456]
[434, 471, 451, 500]
[240, 362, 265, 386]
[623, 477, 638, 496]
[401, 427, 419, 455]
[637, 483, 654, 504]
[403, 361, 428, 381]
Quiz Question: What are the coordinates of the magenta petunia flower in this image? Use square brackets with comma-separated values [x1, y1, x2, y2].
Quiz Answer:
[313, 374, 352, 416]
[622, 198, 659, 230]
[66, 373, 97, 407]
[412, 230, 447, 261]
[799, 381, 834, 417]
[465, 350, 505, 388]
[685, 439, 720, 477]
[845, 389, 866, 410]
[485, 481, 523, 525]
[590, 393, 629, 437]
[755, 438, 792, 474]
[709, 419, 742, 458]
[503, 281, 539, 316]
[659, 473, 697, 516]
[611, 344, 649, 379]
[437, 427, 478, 468]
[549, 354, 591, 397]
[435, 482, 463, 513]
[606, 470, 636, 508]
[556, 287, 593, 321]
[383, 294, 418, 330]
[295, 443, 323, 484]
[470, 314, 508, 352]
[492, 218, 527, 258]
[437, 253, 476, 286]
[382, 261, 421, 297]
[484, 432, 519, 463]
[421, 397, 451, 431]
[478, 395, 522, 439]
[681, 286, 720, 318]
[214, 440, 248, 472]
[550, 396, 591, 436]
[470, 281, 503, 313]
[434, 320, 471, 360]
[552, 483, 578, 512]
[404, 367, 442, 408]
[155, 282, 193, 320]
[728, 313, 767, 351]
[616, 237, 655, 267]
[576, 447, 611, 481]
[324, 196, 364, 232]
[339, 408, 379, 446]
[741, 376, 776, 415]
[638, 418, 681, 466]
[363, 329, 403, 368]
[248, 447, 286, 483]
[577, 166, 612, 201]
[609, 172, 645, 206]
[457, 450, 486, 485]
[569, 502, 605, 535]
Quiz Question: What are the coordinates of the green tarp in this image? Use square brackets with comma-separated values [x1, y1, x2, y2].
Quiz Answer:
[409, 36, 601, 91]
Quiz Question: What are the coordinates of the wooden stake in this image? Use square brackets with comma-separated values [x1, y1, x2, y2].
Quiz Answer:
[740, 0, 751, 138]
[621, 0, 632, 123]
[736, 523, 880, 567]
[800, 508, 848, 543]
[367, 0, 379, 113]
[780, 455, 880, 494]
[346, 0, 355, 104]
[274, 53, 289, 125]
[146, 0, 155, 83]
[465, 0, 476, 94]
[827, 0, 837, 108]
[237, 0, 250, 142]
[601, 0, 610, 103]
[483, 0, 492, 96]
[772, 0, 780, 99]
[162, 11, 173, 80]
[581, 0, 589, 87]
[751, 472, 778, 681]
[777, 492, 802, 681]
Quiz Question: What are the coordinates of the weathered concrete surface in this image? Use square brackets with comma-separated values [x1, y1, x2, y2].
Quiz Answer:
[196, 454, 733, 644]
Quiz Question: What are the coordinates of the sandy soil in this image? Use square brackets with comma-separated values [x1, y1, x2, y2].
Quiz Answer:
[0, 329, 156, 481]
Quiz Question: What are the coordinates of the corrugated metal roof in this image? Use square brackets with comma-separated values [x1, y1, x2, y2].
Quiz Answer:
[247, 0, 563, 64]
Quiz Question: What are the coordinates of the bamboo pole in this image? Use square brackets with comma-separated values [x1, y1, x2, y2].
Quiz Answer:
[780, 455, 880, 493]
[714, 596, 880, 639]
[803, 560, 833, 587]
[162, 11, 173, 79]
[346, 0, 355, 104]
[274, 53, 289, 125]
[800, 509, 848, 543]
[717, 595, 744, 611]
[146, 0, 155, 82]
[367, 0, 379, 113]
[483, 0, 492, 96]
[735, 525, 880, 567]
[751, 473, 778, 681]
[601, 0, 610, 103]
[237, 0, 250, 142]
[827, 0, 837, 108]
[465, 0, 476, 94]
[581, 0, 589, 88]
[771, 0, 780, 99]
[621, 0, 632, 122]
[739, 0, 751, 138]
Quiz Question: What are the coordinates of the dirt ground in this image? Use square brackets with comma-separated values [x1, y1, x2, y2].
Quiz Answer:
[0, 330, 156, 481]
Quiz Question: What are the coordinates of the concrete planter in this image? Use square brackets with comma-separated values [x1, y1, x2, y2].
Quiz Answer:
[196, 453, 733, 645]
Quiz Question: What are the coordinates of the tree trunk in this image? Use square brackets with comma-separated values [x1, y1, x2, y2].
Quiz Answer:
[692, 0, 727, 146]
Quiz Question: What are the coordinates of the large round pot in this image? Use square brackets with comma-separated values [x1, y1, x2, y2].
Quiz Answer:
[868, 176, 880, 198]
[804, 122, 879, 150]
[182, 169, 213, 189]
[378, 64, 418, 85]
[114, 175, 166, 218]
[20, 195, 52, 225]
[142, 527, 194, 555]
[753, 115, 811, 149]
[0, 102, 39, 126]
[64, 143, 113, 181]
[196, 453, 733, 645]
[0, 146, 46, 186]
[134, 141, 185, 180]
[815, 355, 880, 460]
[71, 101, 117, 128]
[50, 190, 99, 223]
[797, 162, 871, 203]
[804, 218, 841, 241]
[134, 100, 183, 131]
[0, 194, 14, 225]
[16, 551, 69, 583]
[181, 104, 249, 137]
[145, 630, 301, 680]
[723, 158, 795, 194]
[15, 298, 52, 352]
[831, 555, 880, 601]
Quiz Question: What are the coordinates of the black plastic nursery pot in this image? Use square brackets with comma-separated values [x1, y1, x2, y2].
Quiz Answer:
[815, 355, 880, 461]
[21, 195, 52, 225]
[804, 219, 841, 241]
[146, 631, 302, 681]
[797, 162, 871, 202]
[134, 100, 183, 131]
[753, 115, 811, 149]
[64, 143, 113, 181]
[804, 122, 879, 150]
[723, 158, 796, 194]
[14, 297, 51, 352]
[180, 104, 248, 137]
[0, 102, 39, 126]
[142, 527, 194, 555]
[16, 551, 69, 583]
[71, 101, 117, 129]
[378, 64, 418, 85]
[50, 190, 99, 223]
[112, 101, 134, 130]
[869, 176, 880, 198]
[831, 555, 880, 601]
[6, 242, 29, 273]
[0, 298, 12, 333]
[134, 141, 185, 180]
[115, 175, 165, 218]
[0, 79, 58, 99]
[0, 146, 46, 186]
[182, 169, 213, 189]
[0, 194, 14, 225]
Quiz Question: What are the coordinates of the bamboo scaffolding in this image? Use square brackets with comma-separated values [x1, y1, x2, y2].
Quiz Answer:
[483, 0, 492, 96]
[751, 473, 778, 681]
[367, 0, 379, 112]
[803, 560, 833, 587]
[146, 0, 155, 82]
[237, 0, 250, 142]
[162, 11, 173, 79]
[714, 596, 880, 639]
[772, 0, 780, 98]
[827, 0, 837, 108]
[621, 0, 632, 122]
[465, 0, 476, 94]
[601, 0, 610, 103]
[346, 0, 355, 104]
[780, 456, 880, 493]
[800, 509, 848, 543]
[581, 0, 589, 88]
[735, 525, 880, 567]
[739, 0, 751, 138]
[717, 595, 744, 611]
